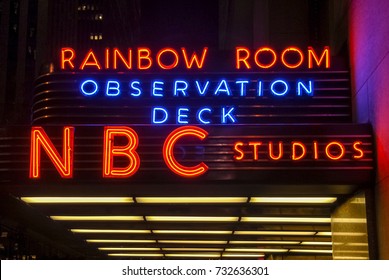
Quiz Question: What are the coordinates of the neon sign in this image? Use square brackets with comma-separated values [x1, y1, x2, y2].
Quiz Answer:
[61, 46, 329, 70]
[29, 126, 366, 179]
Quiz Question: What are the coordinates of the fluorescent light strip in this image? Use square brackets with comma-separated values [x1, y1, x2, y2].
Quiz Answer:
[235, 231, 316, 236]
[229, 240, 300, 245]
[158, 240, 227, 244]
[225, 248, 288, 253]
[136, 197, 247, 204]
[51, 216, 144, 221]
[154, 230, 232, 235]
[21, 197, 133, 204]
[315, 232, 332, 236]
[301, 241, 332, 246]
[223, 253, 265, 258]
[290, 249, 332, 254]
[163, 248, 224, 252]
[87, 239, 156, 243]
[98, 247, 160, 251]
[71, 229, 150, 234]
[108, 253, 163, 257]
[165, 253, 220, 258]
[250, 197, 337, 204]
[332, 218, 367, 223]
[333, 256, 369, 260]
[241, 217, 331, 223]
[146, 216, 239, 222]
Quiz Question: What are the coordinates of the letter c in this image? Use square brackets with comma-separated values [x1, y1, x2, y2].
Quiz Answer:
[163, 126, 208, 177]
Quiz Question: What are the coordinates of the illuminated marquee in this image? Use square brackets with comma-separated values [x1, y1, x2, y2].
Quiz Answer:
[64, 46, 325, 125]
[29, 126, 367, 179]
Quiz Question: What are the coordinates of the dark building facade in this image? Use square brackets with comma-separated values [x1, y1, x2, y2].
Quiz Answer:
[0, 0, 387, 260]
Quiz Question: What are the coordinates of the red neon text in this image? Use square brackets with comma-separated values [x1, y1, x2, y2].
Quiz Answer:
[236, 46, 330, 69]
[103, 126, 140, 178]
[61, 47, 208, 70]
[29, 126, 74, 178]
[163, 126, 209, 177]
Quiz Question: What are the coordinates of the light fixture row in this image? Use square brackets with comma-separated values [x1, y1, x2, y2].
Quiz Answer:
[51, 215, 331, 223]
[21, 196, 337, 204]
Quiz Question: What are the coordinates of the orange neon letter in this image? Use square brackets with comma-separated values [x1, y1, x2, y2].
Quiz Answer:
[138, 48, 152, 70]
[313, 141, 319, 159]
[352, 141, 364, 159]
[103, 126, 140, 178]
[157, 48, 179, 70]
[163, 126, 208, 177]
[113, 48, 132, 70]
[30, 126, 74, 178]
[249, 142, 262, 161]
[292, 142, 306, 160]
[80, 49, 102, 70]
[181, 47, 208, 69]
[308, 46, 330, 69]
[234, 142, 245, 161]
[236, 47, 251, 69]
[268, 141, 283, 160]
[325, 141, 345, 160]
[61, 48, 75, 70]
[254, 47, 277, 69]
[281, 47, 304, 69]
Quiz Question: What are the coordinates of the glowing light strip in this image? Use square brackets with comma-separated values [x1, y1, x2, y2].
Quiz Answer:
[225, 248, 288, 253]
[229, 241, 300, 245]
[315, 232, 332, 236]
[146, 216, 239, 222]
[235, 231, 316, 236]
[71, 229, 150, 234]
[165, 253, 220, 258]
[290, 249, 332, 254]
[51, 216, 144, 221]
[223, 253, 265, 258]
[21, 197, 134, 204]
[154, 230, 232, 235]
[158, 240, 227, 244]
[241, 217, 331, 223]
[108, 253, 163, 257]
[98, 247, 160, 251]
[301, 242, 332, 246]
[163, 248, 223, 252]
[250, 197, 337, 204]
[136, 197, 247, 204]
[87, 239, 156, 243]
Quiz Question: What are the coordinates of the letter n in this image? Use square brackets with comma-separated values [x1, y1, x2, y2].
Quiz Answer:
[30, 127, 74, 178]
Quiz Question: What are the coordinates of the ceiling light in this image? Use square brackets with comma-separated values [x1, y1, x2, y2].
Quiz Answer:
[301, 241, 332, 246]
[108, 253, 163, 257]
[146, 216, 239, 222]
[222, 253, 265, 258]
[136, 197, 247, 203]
[225, 248, 288, 253]
[163, 248, 223, 251]
[98, 247, 160, 251]
[290, 249, 332, 254]
[315, 232, 332, 236]
[241, 217, 331, 223]
[154, 230, 232, 235]
[21, 197, 133, 204]
[71, 229, 150, 234]
[87, 239, 156, 243]
[165, 253, 220, 258]
[51, 216, 143, 221]
[250, 197, 337, 204]
[229, 240, 300, 245]
[158, 240, 227, 244]
[235, 231, 316, 236]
